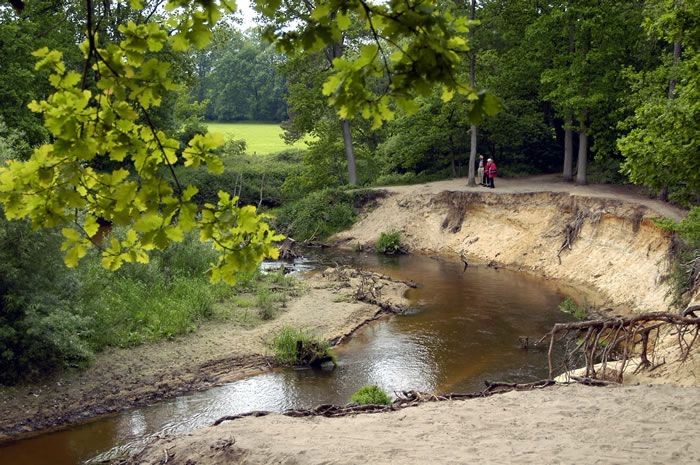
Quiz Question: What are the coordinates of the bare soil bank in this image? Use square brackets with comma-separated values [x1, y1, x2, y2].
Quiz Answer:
[123, 383, 700, 465]
[0, 270, 410, 442]
[334, 179, 700, 385]
[337, 186, 678, 314]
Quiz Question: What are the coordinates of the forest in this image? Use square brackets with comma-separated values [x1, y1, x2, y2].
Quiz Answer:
[0, 0, 698, 384]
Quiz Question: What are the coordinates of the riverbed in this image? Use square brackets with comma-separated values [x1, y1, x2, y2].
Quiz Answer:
[0, 252, 581, 465]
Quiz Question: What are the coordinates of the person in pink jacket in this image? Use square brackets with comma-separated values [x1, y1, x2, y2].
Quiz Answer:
[486, 158, 497, 188]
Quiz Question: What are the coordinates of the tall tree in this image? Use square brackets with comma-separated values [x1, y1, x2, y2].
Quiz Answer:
[618, 0, 700, 203]
[538, 0, 646, 184]
[466, 0, 478, 186]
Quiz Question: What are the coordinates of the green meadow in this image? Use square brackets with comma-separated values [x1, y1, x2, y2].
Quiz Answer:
[207, 122, 310, 155]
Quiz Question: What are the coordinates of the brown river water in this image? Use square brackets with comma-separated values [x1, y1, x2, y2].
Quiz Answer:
[1, 252, 581, 464]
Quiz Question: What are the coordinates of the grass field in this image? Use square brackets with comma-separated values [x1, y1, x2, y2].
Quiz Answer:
[207, 122, 310, 155]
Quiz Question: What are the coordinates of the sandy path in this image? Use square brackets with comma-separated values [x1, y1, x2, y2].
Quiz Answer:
[129, 383, 700, 465]
[382, 174, 686, 221]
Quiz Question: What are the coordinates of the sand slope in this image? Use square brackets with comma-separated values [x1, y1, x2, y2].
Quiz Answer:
[128, 383, 700, 465]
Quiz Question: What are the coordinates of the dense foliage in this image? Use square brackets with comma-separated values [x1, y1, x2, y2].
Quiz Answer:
[193, 27, 288, 122]
[273, 188, 357, 241]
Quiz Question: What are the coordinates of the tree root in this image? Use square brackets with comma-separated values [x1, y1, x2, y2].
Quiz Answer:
[538, 312, 700, 381]
[557, 209, 587, 264]
[212, 380, 560, 427]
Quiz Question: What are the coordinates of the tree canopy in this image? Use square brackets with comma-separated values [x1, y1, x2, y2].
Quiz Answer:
[0, 0, 480, 282]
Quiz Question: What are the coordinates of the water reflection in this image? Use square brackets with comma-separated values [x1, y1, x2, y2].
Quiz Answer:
[0, 252, 579, 465]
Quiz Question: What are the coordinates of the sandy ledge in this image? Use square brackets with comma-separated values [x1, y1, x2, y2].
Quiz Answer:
[124, 383, 700, 465]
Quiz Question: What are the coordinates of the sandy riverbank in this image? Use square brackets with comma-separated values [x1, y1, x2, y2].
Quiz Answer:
[123, 382, 700, 465]
[0, 268, 410, 441]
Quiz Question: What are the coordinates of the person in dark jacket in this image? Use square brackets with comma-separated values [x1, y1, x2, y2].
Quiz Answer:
[486, 158, 497, 188]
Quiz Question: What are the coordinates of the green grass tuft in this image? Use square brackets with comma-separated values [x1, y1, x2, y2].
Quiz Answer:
[558, 297, 587, 320]
[350, 385, 392, 405]
[270, 327, 334, 366]
[376, 230, 403, 255]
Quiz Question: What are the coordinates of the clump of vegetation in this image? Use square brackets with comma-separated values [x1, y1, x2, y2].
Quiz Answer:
[270, 327, 335, 367]
[376, 230, 404, 255]
[273, 188, 357, 241]
[0, 219, 301, 384]
[174, 144, 303, 208]
[655, 208, 700, 306]
[559, 298, 588, 320]
[0, 217, 92, 384]
[350, 385, 392, 405]
[75, 234, 231, 349]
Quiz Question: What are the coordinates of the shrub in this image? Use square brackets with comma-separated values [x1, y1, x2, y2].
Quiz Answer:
[256, 288, 276, 320]
[558, 297, 587, 320]
[655, 208, 700, 305]
[273, 188, 357, 241]
[376, 231, 403, 255]
[174, 146, 301, 208]
[0, 217, 91, 384]
[270, 327, 334, 366]
[350, 385, 392, 405]
[371, 171, 449, 187]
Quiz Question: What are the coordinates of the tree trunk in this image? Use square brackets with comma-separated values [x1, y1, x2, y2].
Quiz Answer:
[668, 39, 682, 98]
[341, 119, 357, 185]
[466, 0, 478, 187]
[576, 120, 588, 185]
[468, 125, 477, 186]
[563, 116, 573, 181]
[659, 39, 682, 200]
[562, 27, 575, 182]
[327, 38, 357, 186]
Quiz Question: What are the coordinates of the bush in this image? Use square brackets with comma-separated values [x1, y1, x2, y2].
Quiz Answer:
[376, 231, 403, 255]
[270, 327, 334, 366]
[371, 171, 448, 187]
[174, 146, 302, 208]
[273, 188, 357, 241]
[558, 297, 587, 320]
[655, 208, 700, 305]
[0, 218, 91, 384]
[350, 385, 392, 405]
[587, 157, 628, 185]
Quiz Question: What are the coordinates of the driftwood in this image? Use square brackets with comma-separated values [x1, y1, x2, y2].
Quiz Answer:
[538, 312, 700, 381]
[212, 379, 557, 427]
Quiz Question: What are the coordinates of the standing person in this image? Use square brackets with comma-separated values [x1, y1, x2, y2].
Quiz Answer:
[486, 158, 497, 188]
[477, 154, 485, 186]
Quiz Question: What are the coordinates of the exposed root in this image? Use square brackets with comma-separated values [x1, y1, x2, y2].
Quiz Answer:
[557, 208, 609, 264]
[439, 193, 470, 233]
[538, 312, 700, 381]
[557, 209, 587, 264]
[212, 380, 558, 427]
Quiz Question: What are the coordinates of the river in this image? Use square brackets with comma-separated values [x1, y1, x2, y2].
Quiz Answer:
[1, 252, 580, 464]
